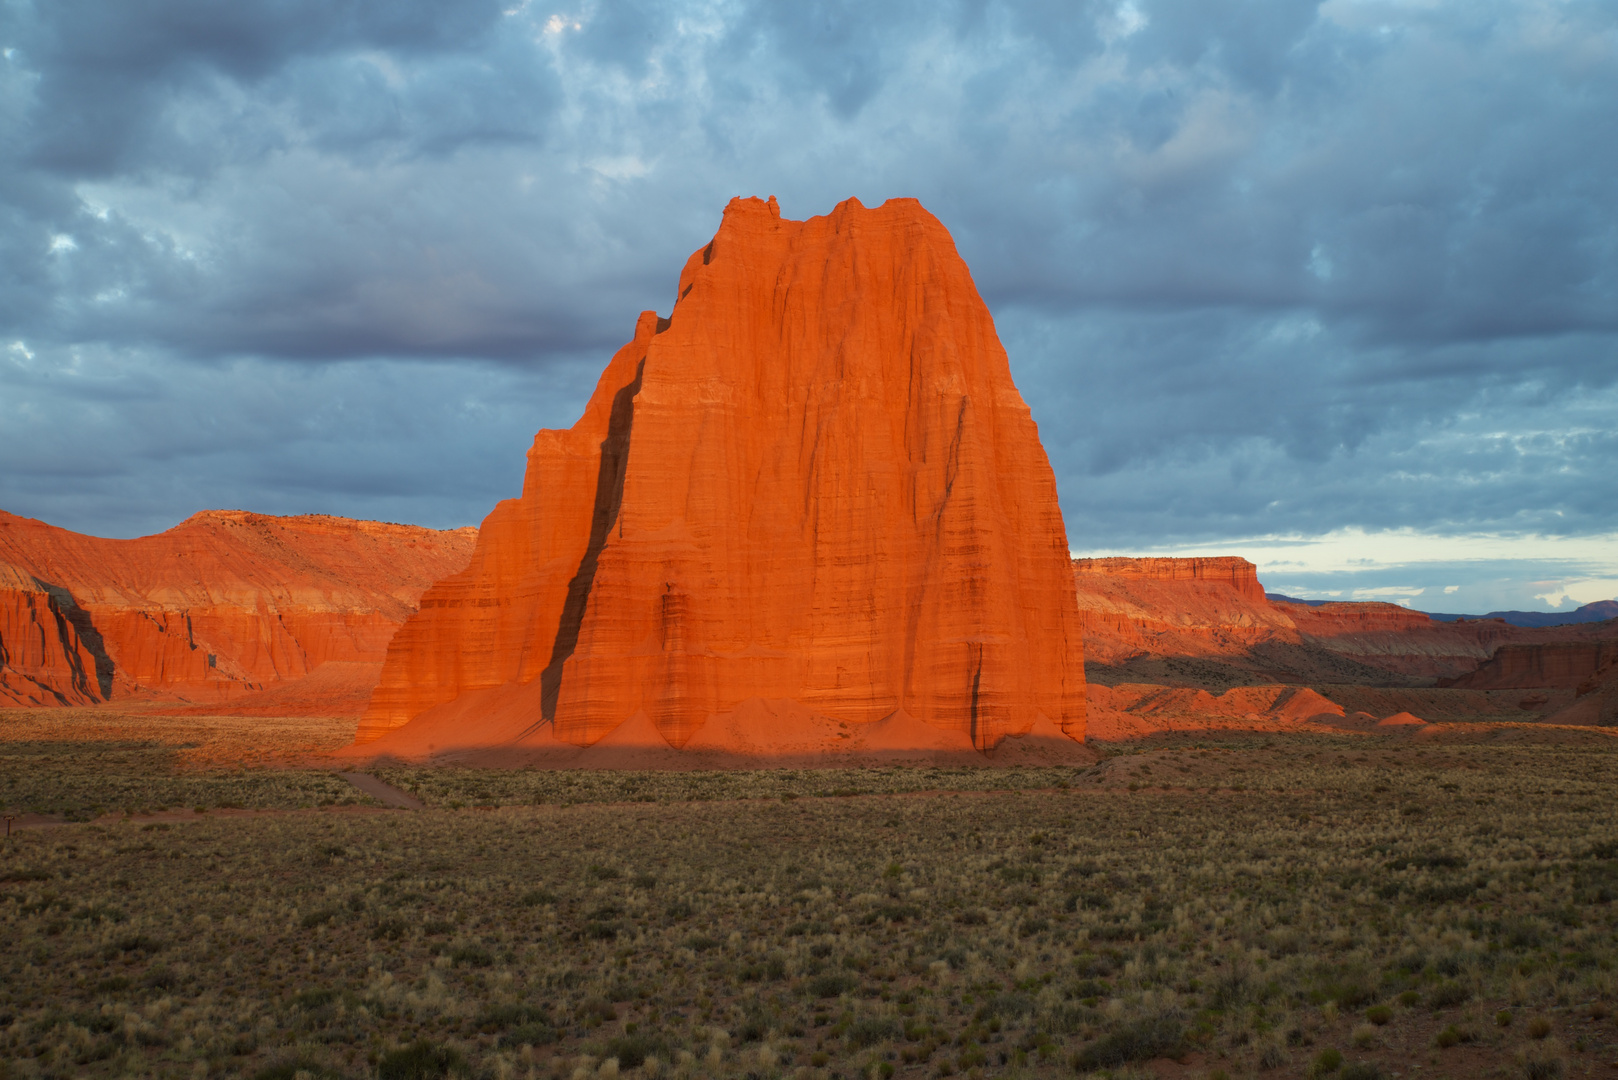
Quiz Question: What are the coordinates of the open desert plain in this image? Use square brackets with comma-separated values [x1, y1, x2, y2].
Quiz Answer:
[4, 194, 1617, 1080]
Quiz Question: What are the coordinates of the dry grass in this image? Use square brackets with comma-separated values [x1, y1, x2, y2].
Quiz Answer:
[0, 709, 364, 820]
[0, 708, 358, 765]
[1, 730, 1615, 1079]
[371, 765, 1091, 810]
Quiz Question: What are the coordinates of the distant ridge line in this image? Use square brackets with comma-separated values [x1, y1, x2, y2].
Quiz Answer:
[1266, 592, 1618, 628]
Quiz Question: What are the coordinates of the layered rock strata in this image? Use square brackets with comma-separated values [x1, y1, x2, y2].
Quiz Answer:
[361, 196, 1087, 750]
[1072, 557, 1294, 663]
[1072, 556, 1569, 681]
[0, 510, 477, 706]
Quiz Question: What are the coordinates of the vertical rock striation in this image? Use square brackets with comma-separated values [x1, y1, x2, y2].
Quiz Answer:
[360, 196, 1087, 750]
[1440, 641, 1618, 691]
[0, 562, 103, 706]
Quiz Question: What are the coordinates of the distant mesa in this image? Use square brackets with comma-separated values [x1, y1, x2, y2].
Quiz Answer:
[1270, 591, 1618, 629]
[1080, 557, 1617, 730]
[1075, 557, 1447, 673]
[1076, 557, 1296, 665]
[1422, 599, 1618, 628]
[1265, 593, 1327, 607]
[0, 509, 476, 710]
[1268, 593, 1618, 630]
[355, 196, 1088, 760]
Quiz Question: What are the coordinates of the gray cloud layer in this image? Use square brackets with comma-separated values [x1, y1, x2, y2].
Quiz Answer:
[2, 0, 1615, 608]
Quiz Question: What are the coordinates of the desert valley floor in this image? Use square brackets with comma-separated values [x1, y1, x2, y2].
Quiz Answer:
[2, 711, 1615, 1080]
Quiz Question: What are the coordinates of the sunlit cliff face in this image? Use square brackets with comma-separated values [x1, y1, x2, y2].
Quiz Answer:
[361, 197, 1085, 752]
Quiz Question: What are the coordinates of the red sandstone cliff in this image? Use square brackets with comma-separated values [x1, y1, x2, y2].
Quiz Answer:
[0, 510, 477, 706]
[360, 196, 1087, 751]
[1441, 640, 1618, 691]
[1072, 557, 1294, 663]
[0, 562, 102, 706]
[1544, 647, 1618, 726]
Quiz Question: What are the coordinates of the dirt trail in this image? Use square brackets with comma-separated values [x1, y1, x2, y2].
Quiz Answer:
[338, 771, 424, 809]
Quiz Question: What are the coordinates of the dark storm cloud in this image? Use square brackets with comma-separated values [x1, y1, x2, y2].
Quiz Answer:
[15, 0, 510, 173]
[1, 0, 1616, 608]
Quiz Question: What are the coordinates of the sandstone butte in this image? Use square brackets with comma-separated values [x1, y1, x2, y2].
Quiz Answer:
[357, 196, 1088, 756]
[0, 509, 477, 709]
[1072, 556, 1296, 663]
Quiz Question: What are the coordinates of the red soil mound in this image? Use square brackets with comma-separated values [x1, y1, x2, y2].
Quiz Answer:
[1377, 712, 1427, 727]
[0, 509, 476, 706]
[1084, 682, 1342, 738]
[360, 196, 1086, 755]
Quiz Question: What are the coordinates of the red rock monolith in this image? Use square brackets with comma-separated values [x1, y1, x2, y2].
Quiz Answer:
[359, 196, 1087, 751]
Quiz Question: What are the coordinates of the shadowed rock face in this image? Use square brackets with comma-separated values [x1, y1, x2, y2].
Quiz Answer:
[1442, 641, 1618, 691]
[0, 562, 102, 706]
[0, 510, 477, 706]
[360, 196, 1087, 750]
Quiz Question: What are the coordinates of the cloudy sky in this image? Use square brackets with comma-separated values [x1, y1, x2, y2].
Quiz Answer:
[2, 0, 1615, 613]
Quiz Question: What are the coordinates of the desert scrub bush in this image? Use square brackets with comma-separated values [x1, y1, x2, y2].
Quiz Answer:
[1517, 1040, 1568, 1080]
[808, 972, 859, 998]
[597, 1031, 669, 1067]
[1309, 1047, 1344, 1076]
[1340, 1063, 1384, 1080]
[1072, 1012, 1184, 1068]
[846, 1015, 899, 1048]
[1427, 981, 1472, 1010]
[377, 1038, 468, 1078]
[448, 942, 495, 967]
